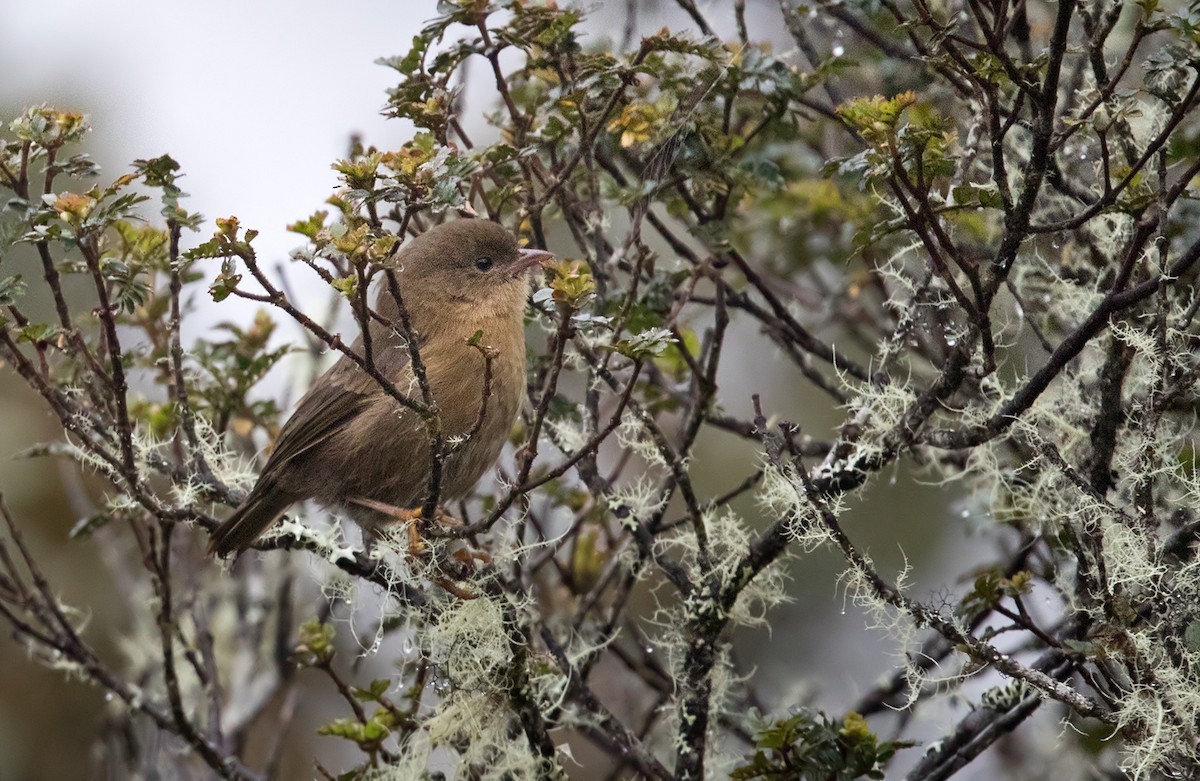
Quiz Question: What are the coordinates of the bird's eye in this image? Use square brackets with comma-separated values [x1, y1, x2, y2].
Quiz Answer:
[474, 256, 494, 272]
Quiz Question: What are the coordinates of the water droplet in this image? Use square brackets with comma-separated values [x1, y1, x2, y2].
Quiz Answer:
[832, 45, 845, 57]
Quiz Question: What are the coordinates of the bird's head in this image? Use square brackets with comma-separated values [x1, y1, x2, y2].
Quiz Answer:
[392, 219, 552, 319]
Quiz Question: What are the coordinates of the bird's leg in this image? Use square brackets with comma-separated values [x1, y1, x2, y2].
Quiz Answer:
[452, 547, 493, 567]
[347, 498, 471, 557]
[421, 510, 493, 570]
[434, 577, 480, 600]
[348, 498, 428, 558]
[348, 498, 488, 599]
[404, 510, 426, 558]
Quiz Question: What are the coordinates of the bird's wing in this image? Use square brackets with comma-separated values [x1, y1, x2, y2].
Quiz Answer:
[208, 365, 375, 557]
[259, 340, 415, 481]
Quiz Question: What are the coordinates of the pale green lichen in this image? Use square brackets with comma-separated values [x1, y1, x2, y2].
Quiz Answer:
[616, 413, 670, 469]
[371, 592, 568, 780]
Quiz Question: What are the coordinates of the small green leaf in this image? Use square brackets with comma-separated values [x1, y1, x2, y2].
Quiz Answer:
[17, 323, 55, 344]
[609, 327, 676, 359]
[1185, 621, 1200, 653]
[0, 275, 27, 306]
[133, 155, 181, 188]
[352, 678, 391, 701]
[295, 618, 336, 666]
[543, 259, 595, 309]
[330, 276, 358, 299]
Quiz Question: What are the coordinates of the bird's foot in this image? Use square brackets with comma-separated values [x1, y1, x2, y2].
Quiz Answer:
[348, 498, 469, 565]
[347, 498, 484, 599]
[433, 576, 480, 600]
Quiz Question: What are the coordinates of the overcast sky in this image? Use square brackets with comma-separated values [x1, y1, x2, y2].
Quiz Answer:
[0, 1, 440, 263]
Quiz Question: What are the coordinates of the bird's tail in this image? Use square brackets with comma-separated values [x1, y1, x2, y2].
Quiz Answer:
[208, 487, 295, 557]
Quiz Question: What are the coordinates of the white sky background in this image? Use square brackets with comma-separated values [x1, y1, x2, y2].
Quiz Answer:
[1, 0, 431, 264]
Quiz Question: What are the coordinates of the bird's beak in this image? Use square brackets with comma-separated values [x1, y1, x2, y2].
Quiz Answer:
[515, 247, 555, 274]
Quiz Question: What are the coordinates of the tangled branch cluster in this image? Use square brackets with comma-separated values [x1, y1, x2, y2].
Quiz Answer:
[3, 0, 1200, 778]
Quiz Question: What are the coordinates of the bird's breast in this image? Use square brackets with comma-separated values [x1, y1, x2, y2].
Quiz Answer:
[412, 317, 525, 499]
[418, 318, 526, 440]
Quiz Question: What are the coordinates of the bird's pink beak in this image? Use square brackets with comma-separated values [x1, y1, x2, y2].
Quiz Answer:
[515, 247, 555, 274]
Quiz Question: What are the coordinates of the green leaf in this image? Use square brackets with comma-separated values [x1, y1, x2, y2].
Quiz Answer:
[287, 210, 328, 240]
[17, 323, 58, 344]
[352, 678, 391, 702]
[133, 154, 181, 188]
[295, 618, 336, 666]
[208, 276, 239, 302]
[1185, 622, 1200, 653]
[733, 708, 912, 780]
[544, 259, 595, 309]
[317, 708, 395, 748]
[9, 106, 88, 149]
[0, 275, 26, 306]
[330, 276, 358, 299]
[609, 327, 675, 359]
[186, 236, 226, 261]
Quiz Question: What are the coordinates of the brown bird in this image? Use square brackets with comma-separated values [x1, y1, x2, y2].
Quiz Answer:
[208, 219, 551, 557]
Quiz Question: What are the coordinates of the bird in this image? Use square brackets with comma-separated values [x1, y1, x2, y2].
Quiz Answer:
[207, 218, 552, 557]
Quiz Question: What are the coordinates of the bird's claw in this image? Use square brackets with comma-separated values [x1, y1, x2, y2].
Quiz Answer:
[347, 498, 478, 586]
